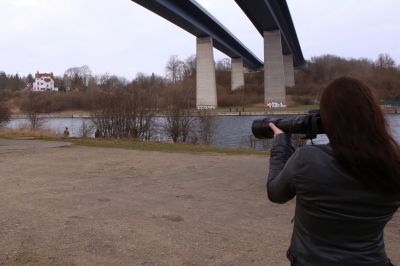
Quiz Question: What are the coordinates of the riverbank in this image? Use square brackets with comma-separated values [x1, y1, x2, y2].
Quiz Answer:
[0, 138, 398, 265]
[5, 112, 400, 150]
[0, 128, 266, 156]
[9, 106, 399, 119]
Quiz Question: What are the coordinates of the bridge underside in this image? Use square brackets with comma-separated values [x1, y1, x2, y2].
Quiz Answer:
[235, 0, 304, 105]
[131, 0, 304, 108]
[131, 0, 263, 69]
[234, 0, 304, 67]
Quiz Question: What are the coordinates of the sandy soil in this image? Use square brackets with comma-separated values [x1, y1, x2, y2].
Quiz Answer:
[0, 139, 398, 266]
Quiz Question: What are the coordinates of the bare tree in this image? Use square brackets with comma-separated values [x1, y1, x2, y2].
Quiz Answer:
[375, 53, 396, 69]
[0, 101, 10, 128]
[182, 55, 196, 79]
[196, 110, 217, 145]
[79, 120, 95, 138]
[161, 90, 196, 143]
[165, 55, 184, 83]
[90, 88, 155, 140]
[216, 58, 231, 71]
[162, 106, 195, 143]
[96, 74, 127, 91]
[19, 92, 46, 129]
[64, 65, 92, 90]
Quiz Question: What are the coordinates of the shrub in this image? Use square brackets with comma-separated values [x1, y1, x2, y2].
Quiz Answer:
[0, 102, 10, 128]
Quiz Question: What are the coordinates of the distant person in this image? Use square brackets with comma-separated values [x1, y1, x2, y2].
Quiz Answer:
[63, 127, 70, 137]
[95, 128, 100, 138]
[267, 76, 400, 265]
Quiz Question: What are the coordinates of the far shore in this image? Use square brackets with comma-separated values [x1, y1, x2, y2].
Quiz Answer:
[9, 111, 306, 119]
[9, 106, 399, 119]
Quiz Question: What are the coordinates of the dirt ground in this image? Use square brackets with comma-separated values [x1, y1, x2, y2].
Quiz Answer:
[0, 139, 398, 266]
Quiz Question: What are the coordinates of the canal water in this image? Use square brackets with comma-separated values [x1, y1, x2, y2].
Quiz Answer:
[5, 115, 400, 150]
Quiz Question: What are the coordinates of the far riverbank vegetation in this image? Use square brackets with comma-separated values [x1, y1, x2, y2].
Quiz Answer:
[0, 127, 267, 156]
[0, 53, 399, 148]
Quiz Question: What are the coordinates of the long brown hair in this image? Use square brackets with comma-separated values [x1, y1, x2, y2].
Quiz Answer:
[320, 76, 400, 192]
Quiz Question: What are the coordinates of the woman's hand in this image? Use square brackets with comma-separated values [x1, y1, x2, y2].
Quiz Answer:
[269, 123, 284, 138]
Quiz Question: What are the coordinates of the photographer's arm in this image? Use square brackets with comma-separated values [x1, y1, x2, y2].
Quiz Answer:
[267, 126, 298, 203]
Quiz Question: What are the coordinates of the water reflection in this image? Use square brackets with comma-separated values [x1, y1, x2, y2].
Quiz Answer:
[5, 115, 399, 150]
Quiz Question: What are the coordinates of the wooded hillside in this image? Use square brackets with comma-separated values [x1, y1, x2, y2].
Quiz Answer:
[0, 53, 399, 114]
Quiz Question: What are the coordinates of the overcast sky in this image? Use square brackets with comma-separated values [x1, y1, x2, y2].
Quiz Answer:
[1, 0, 399, 79]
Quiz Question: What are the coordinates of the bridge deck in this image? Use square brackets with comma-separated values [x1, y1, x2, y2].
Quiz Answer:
[234, 0, 304, 67]
[131, 0, 263, 69]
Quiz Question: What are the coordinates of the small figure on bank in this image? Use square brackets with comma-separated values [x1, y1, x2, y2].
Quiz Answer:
[63, 127, 70, 137]
[94, 128, 100, 138]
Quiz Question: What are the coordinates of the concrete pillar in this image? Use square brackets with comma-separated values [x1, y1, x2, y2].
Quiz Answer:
[196, 37, 217, 109]
[264, 30, 286, 107]
[231, 58, 244, 91]
[283, 54, 295, 87]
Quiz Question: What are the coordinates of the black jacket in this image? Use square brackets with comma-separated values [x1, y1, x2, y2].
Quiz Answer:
[268, 134, 400, 266]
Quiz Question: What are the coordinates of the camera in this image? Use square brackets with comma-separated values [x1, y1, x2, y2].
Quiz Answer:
[252, 109, 324, 139]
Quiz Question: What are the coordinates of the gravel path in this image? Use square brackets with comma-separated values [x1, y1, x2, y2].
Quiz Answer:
[0, 139, 398, 265]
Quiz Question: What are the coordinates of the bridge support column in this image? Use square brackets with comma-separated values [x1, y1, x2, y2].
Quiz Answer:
[231, 58, 244, 91]
[196, 37, 217, 109]
[283, 54, 295, 87]
[264, 30, 286, 107]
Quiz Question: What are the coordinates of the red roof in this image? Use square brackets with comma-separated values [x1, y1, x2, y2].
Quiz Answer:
[35, 71, 54, 79]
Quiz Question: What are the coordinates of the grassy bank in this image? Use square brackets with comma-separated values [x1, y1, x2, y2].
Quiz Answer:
[0, 128, 267, 156]
[0, 128, 55, 138]
[215, 104, 320, 113]
[9, 104, 320, 118]
[69, 138, 267, 156]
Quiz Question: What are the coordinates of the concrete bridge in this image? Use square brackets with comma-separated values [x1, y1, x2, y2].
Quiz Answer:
[131, 0, 304, 109]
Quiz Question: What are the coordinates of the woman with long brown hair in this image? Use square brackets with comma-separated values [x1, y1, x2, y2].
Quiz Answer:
[267, 76, 400, 266]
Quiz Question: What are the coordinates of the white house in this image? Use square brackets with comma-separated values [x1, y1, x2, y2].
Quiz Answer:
[32, 71, 58, 92]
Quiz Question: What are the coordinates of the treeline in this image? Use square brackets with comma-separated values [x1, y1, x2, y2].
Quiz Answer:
[0, 56, 196, 112]
[0, 56, 217, 143]
[0, 72, 28, 91]
[0, 53, 399, 114]
[289, 53, 400, 105]
[7, 82, 217, 144]
[1, 53, 398, 144]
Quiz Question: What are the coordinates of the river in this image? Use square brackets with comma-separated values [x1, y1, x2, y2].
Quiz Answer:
[5, 114, 400, 150]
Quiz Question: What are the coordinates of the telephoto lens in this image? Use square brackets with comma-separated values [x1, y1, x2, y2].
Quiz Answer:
[251, 117, 281, 139]
[251, 110, 324, 139]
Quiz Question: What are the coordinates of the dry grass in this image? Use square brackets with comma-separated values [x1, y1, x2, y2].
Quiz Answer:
[215, 104, 320, 113]
[0, 127, 56, 138]
[0, 129, 266, 156]
[70, 138, 267, 156]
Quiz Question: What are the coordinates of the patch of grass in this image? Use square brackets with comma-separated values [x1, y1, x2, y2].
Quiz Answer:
[281, 104, 320, 111]
[69, 138, 268, 156]
[0, 128, 56, 138]
[0, 128, 267, 156]
[215, 104, 319, 113]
